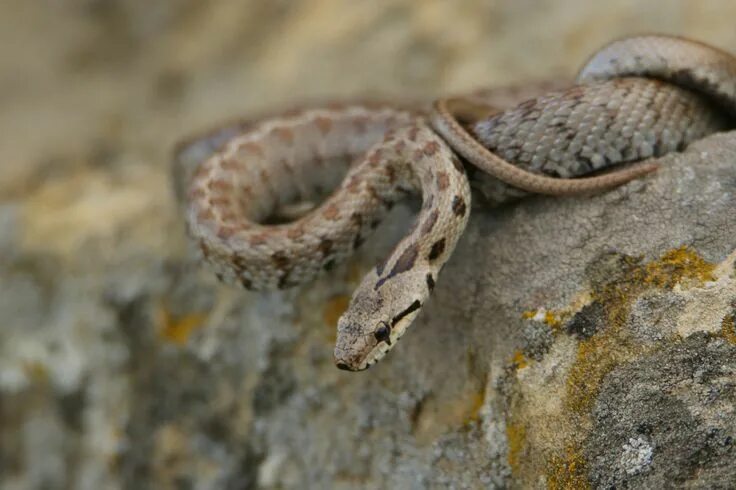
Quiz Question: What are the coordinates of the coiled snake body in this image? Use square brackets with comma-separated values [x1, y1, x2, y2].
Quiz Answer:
[175, 35, 736, 371]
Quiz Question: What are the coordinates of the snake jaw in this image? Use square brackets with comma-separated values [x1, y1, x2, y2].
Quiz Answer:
[334, 267, 430, 371]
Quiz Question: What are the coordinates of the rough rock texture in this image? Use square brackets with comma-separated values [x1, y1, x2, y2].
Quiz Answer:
[3, 1, 736, 489]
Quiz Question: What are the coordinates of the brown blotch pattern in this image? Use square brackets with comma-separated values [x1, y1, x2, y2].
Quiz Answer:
[219, 210, 238, 223]
[209, 197, 231, 208]
[423, 141, 440, 156]
[322, 204, 341, 221]
[421, 209, 439, 235]
[368, 149, 383, 166]
[208, 179, 233, 193]
[271, 251, 290, 271]
[216, 226, 237, 240]
[314, 116, 333, 135]
[287, 227, 305, 239]
[260, 169, 271, 185]
[250, 233, 269, 246]
[220, 158, 240, 171]
[390, 243, 419, 275]
[242, 142, 264, 157]
[197, 208, 215, 222]
[347, 176, 361, 193]
[273, 127, 294, 144]
[426, 273, 435, 291]
[407, 126, 419, 142]
[428, 238, 446, 261]
[436, 171, 450, 190]
[451, 195, 467, 217]
[231, 255, 248, 272]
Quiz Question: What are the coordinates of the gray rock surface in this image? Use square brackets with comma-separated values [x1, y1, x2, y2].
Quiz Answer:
[3, 2, 736, 489]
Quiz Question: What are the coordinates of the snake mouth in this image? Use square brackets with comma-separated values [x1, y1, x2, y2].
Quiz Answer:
[334, 358, 369, 372]
[335, 361, 352, 371]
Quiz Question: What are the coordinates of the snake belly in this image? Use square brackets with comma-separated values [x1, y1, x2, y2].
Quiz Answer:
[176, 35, 736, 371]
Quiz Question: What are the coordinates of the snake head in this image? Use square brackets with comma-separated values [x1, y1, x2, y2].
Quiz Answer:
[334, 266, 430, 371]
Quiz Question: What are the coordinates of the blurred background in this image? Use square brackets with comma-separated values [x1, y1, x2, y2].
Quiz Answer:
[2, 1, 736, 489]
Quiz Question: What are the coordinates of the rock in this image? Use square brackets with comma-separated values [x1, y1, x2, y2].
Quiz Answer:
[3, 2, 736, 489]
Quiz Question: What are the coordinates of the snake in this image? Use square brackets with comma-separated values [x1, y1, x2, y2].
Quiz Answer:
[174, 35, 736, 371]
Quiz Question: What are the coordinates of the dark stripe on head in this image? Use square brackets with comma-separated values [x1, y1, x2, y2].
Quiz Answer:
[391, 300, 421, 326]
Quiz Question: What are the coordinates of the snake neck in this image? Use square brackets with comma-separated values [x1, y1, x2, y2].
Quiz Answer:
[334, 121, 471, 371]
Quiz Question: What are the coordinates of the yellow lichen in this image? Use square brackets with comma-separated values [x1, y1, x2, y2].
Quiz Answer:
[511, 350, 529, 369]
[465, 388, 486, 425]
[545, 311, 563, 330]
[640, 246, 715, 288]
[521, 310, 536, 320]
[157, 306, 206, 345]
[565, 329, 640, 414]
[550, 246, 715, 485]
[721, 313, 736, 345]
[547, 443, 590, 490]
[506, 423, 527, 472]
[521, 308, 565, 330]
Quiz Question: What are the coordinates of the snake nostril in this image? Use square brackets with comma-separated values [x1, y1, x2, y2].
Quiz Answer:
[336, 362, 351, 371]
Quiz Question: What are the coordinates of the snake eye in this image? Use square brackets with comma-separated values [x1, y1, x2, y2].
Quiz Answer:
[374, 322, 391, 345]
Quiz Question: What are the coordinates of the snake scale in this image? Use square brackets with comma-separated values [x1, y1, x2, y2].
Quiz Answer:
[174, 35, 736, 371]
